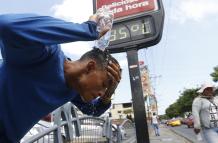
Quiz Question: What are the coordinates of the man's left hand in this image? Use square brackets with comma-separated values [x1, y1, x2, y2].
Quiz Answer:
[100, 61, 121, 104]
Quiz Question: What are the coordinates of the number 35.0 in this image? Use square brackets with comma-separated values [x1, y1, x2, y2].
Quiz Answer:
[110, 27, 128, 41]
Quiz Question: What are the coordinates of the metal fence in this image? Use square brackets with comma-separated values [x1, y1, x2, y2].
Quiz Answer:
[22, 102, 135, 143]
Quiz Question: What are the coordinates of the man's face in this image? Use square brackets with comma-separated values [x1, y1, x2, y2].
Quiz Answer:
[202, 87, 214, 96]
[78, 69, 110, 102]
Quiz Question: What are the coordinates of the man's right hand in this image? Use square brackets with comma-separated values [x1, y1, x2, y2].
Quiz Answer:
[88, 14, 110, 39]
[194, 128, 200, 134]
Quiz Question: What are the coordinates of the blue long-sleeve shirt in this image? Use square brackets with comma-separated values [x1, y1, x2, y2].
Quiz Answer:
[0, 14, 111, 142]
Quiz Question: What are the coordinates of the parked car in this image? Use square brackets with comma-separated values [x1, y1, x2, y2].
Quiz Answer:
[168, 119, 181, 127]
[181, 117, 189, 125]
[186, 115, 194, 128]
[112, 124, 127, 140]
[21, 119, 53, 142]
[166, 120, 171, 126]
[160, 119, 168, 124]
[21, 113, 68, 142]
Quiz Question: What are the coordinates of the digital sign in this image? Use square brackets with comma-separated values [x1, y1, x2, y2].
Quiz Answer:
[93, 0, 164, 53]
[110, 17, 154, 44]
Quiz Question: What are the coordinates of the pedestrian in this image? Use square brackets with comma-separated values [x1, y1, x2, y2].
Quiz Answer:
[0, 13, 121, 142]
[151, 112, 160, 136]
[192, 83, 218, 143]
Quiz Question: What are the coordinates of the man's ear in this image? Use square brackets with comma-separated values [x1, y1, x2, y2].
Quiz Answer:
[86, 60, 97, 73]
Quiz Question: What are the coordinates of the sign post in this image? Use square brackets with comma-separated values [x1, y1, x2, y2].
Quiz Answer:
[93, 0, 164, 142]
[127, 49, 150, 142]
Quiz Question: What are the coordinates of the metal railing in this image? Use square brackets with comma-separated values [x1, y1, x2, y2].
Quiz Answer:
[22, 103, 115, 143]
[22, 102, 135, 143]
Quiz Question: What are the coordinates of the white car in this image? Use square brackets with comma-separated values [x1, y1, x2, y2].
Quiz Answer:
[112, 124, 127, 140]
[21, 120, 54, 143]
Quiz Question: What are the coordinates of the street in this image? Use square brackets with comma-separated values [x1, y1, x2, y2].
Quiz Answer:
[169, 125, 206, 143]
[149, 125, 191, 143]
[121, 124, 195, 143]
[110, 116, 207, 143]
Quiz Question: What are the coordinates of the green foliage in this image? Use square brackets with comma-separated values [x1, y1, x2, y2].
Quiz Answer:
[165, 88, 198, 118]
[211, 66, 218, 82]
[166, 103, 179, 118]
[159, 114, 169, 120]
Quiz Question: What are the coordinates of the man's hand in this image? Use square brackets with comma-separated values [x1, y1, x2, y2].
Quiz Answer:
[194, 128, 200, 134]
[107, 61, 121, 82]
[88, 14, 110, 39]
[89, 14, 99, 23]
[100, 61, 121, 104]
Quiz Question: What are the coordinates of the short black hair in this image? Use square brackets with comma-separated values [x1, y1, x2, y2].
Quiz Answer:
[80, 48, 119, 70]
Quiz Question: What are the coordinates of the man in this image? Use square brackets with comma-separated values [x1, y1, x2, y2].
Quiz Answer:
[0, 13, 121, 142]
[151, 112, 160, 136]
[192, 83, 218, 143]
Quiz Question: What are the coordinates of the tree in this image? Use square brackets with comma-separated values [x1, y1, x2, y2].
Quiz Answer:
[165, 88, 198, 118]
[211, 66, 218, 82]
[177, 88, 198, 114]
[159, 114, 169, 120]
[165, 103, 180, 118]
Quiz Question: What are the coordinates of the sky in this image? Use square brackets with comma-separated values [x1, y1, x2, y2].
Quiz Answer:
[1, 0, 218, 115]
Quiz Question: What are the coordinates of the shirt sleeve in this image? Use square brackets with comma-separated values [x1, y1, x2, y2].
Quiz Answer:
[192, 98, 201, 129]
[71, 94, 111, 117]
[0, 14, 99, 48]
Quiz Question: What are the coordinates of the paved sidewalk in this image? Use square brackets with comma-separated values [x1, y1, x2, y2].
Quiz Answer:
[149, 125, 191, 143]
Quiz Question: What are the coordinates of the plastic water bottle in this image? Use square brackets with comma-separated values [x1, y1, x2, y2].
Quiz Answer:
[94, 7, 114, 51]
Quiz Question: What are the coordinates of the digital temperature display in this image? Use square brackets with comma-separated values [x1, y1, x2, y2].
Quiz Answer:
[93, 0, 164, 53]
[109, 17, 155, 45]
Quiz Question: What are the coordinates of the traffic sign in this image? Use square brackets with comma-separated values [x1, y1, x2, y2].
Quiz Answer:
[93, 0, 164, 53]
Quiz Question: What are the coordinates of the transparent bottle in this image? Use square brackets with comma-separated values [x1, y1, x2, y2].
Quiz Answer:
[94, 7, 114, 51]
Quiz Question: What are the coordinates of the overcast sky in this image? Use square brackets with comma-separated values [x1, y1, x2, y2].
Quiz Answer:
[1, 0, 218, 115]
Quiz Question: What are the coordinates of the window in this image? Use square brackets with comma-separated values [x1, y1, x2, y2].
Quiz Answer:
[117, 111, 122, 113]
[123, 103, 132, 108]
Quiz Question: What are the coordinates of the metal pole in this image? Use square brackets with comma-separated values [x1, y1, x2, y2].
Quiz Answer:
[127, 49, 150, 143]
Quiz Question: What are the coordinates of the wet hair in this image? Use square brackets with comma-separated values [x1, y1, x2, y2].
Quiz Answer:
[79, 48, 119, 70]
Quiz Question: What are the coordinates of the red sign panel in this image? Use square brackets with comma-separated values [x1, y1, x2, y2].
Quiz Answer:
[96, 0, 156, 19]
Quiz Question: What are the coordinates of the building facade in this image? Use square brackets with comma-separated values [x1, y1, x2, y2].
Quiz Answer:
[110, 102, 134, 120]
[139, 61, 158, 119]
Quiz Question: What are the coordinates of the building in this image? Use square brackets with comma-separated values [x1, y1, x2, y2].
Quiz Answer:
[139, 61, 158, 118]
[110, 102, 134, 120]
[140, 64, 152, 97]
